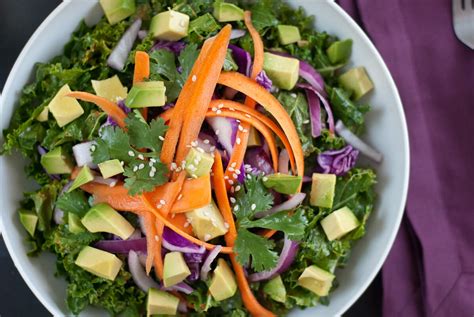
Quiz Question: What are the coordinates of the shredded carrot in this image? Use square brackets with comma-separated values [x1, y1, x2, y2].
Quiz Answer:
[140, 194, 233, 254]
[217, 72, 305, 181]
[67, 91, 127, 128]
[133, 51, 150, 120]
[142, 212, 158, 275]
[224, 11, 265, 186]
[167, 212, 194, 236]
[206, 109, 279, 172]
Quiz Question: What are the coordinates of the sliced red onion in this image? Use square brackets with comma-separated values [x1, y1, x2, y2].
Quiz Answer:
[230, 29, 246, 40]
[254, 193, 306, 219]
[138, 252, 147, 267]
[245, 146, 274, 175]
[248, 236, 299, 282]
[298, 83, 334, 135]
[278, 149, 290, 174]
[162, 227, 206, 254]
[37, 145, 47, 156]
[200, 245, 222, 281]
[93, 176, 118, 187]
[107, 18, 142, 71]
[206, 117, 238, 155]
[128, 250, 160, 292]
[229, 44, 251, 76]
[53, 181, 73, 224]
[299, 85, 322, 137]
[335, 120, 383, 163]
[128, 229, 142, 240]
[162, 282, 194, 295]
[138, 30, 148, 40]
[94, 238, 147, 254]
[72, 141, 97, 169]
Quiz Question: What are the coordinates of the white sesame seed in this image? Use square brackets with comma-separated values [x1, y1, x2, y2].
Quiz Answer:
[192, 174, 198, 179]
[177, 194, 183, 201]
[247, 174, 252, 179]
[149, 161, 154, 167]
[157, 204, 162, 209]
[138, 163, 145, 170]
[210, 146, 216, 152]
[229, 107, 235, 111]
[171, 162, 177, 170]
[238, 125, 244, 132]
[159, 136, 165, 141]
[262, 176, 268, 182]
[160, 199, 166, 205]
[233, 173, 238, 179]
[184, 222, 190, 228]
[230, 197, 236, 204]
[230, 186, 235, 193]
[191, 141, 198, 147]
[244, 164, 251, 169]
[236, 119, 241, 123]
[212, 107, 218, 112]
[203, 139, 210, 144]
[245, 114, 251, 118]
[151, 167, 157, 173]
[138, 154, 145, 160]
[215, 129, 220, 135]
[197, 147, 205, 153]
[228, 166, 235, 172]
[133, 166, 138, 172]
[181, 160, 187, 168]
[235, 169, 241, 175]
[121, 161, 125, 166]
[303, 120, 310, 124]
[231, 162, 237, 168]
[235, 185, 241, 192]
[290, 93, 297, 98]
[228, 180, 234, 185]
[251, 203, 256, 211]
[224, 222, 230, 229]
[234, 205, 239, 211]
[150, 158, 157, 163]
[155, 235, 160, 242]
[242, 129, 248, 133]
[236, 138, 241, 145]
[171, 213, 176, 219]
[204, 234, 211, 241]
[192, 75, 197, 82]
[91, 145, 96, 151]
[149, 171, 155, 177]
[216, 109, 222, 114]
[224, 176, 229, 180]
[218, 104, 224, 109]
[128, 150, 135, 157]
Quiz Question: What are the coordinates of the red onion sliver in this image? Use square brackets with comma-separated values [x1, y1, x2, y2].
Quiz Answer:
[278, 149, 290, 174]
[335, 120, 383, 163]
[200, 245, 222, 281]
[107, 19, 142, 71]
[254, 193, 306, 219]
[128, 250, 161, 292]
[72, 141, 97, 168]
[230, 29, 246, 40]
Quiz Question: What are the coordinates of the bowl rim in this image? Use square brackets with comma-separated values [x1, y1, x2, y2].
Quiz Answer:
[0, 1, 410, 316]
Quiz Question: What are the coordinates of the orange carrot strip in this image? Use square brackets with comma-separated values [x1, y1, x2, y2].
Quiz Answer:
[142, 212, 158, 274]
[133, 51, 150, 120]
[167, 212, 194, 236]
[212, 153, 275, 317]
[217, 72, 305, 181]
[205, 110, 279, 172]
[140, 195, 234, 254]
[224, 11, 265, 185]
[67, 91, 127, 128]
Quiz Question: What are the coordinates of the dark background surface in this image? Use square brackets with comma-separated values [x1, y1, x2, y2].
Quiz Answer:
[0, 0, 382, 316]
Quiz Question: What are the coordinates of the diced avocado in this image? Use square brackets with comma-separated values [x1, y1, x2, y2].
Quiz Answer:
[68, 213, 86, 234]
[19, 209, 38, 237]
[91, 75, 128, 102]
[263, 173, 302, 195]
[263, 275, 286, 303]
[163, 252, 191, 287]
[263, 52, 300, 90]
[209, 258, 237, 301]
[81, 203, 135, 239]
[186, 200, 228, 241]
[99, 0, 135, 25]
[125, 81, 167, 108]
[75, 246, 123, 281]
[48, 84, 84, 127]
[185, 147, 214, 178]
[213, 1, 244, 22]
[297, 265, 335, 296]
[310, 173, 336, 208]
[338, 67, 374, 100]
[147, 288, 180, 316]
[321, 206, 359, 241]
[40, 146, 74, 174]
[68, 166, 94, 192]
[247, 127, 261, 147]
[98, 159, 124, 179]
[150, 10, 189, 41]
[277, 25, 301, 45]
[36, 107, 49, 122]
[327, 39, 352, 64]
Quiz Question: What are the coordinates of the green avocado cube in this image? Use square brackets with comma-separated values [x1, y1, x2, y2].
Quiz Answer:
[36, 107, 49, 122]
[263, 52, 300, 90]
[327, 39, 353, 64]
[81, 203, 135, 239]
[40, 146, 74, 174]
[19, 209, 38, 237]
[263, 173, 302, 195]
[68, 166, 94, 192]
[263, 275, 287, 303]
[98, 159, 124, 179]
[91, 75, 128, 102]
[75, 246, 123, 281]
[48, 84, 84, 127]
[209, 258, 237, 301]
[186, 200, 228, 242]
[277, 25, 301, 45]
[338, 66, 374, 100]
[147, 288, 180, 316]
[310, 173, 336, 208]
[297, 265, 335, 297]
[125, 81, 166, 108]
[163, 252, 191, 287]
[185, 147, 215, 178]
[321, 206, 359, 241]
[150, 10, 189, 41]
[99, 0, 136, 25]
[213, 1, 244, 22]
[68, 213, 86, 234]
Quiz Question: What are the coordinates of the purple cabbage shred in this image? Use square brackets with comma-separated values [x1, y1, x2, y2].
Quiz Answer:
[317, 145, 359, 176]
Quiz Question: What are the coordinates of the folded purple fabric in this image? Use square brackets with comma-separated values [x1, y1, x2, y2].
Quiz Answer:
[338, 0, 474, 316]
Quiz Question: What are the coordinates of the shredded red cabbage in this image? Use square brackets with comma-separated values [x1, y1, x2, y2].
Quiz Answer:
[317, 145, 359, 176]
[229, 44, 251, 76]
[94, 238, 147, 254]
[297, 83, 335, 135]
[162, 227, 205, 254]
[245, 146, 274, 175]
[256, 70, 273, 91]
[151, 40, 186, 54]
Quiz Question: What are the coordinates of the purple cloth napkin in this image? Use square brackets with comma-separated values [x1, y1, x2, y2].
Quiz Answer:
[338, 1, 474, 316]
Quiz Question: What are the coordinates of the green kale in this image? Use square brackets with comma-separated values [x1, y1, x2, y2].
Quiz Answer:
[56, 190, 91, 218]
[188, 13, 221, 42]
[327, 86, 370, 134]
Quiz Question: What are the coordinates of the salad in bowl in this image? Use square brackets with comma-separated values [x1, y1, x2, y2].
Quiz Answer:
[1, 0, 383, 316]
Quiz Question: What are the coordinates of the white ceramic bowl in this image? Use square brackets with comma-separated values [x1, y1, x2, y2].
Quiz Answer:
[0, 1, 409, 316]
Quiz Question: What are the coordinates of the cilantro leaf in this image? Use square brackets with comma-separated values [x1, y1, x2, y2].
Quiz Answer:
[92, 125, 136, 164]
[123, 159, 168, 196]
[234, 228, 278, 272]
[233, 174, 273, 220]
[125, 110, 168, 152]
[178, 43, 200, 79]
[149, 49, 177, 81]
[56, 190, 90, 218]
[240, 209, 308, 240]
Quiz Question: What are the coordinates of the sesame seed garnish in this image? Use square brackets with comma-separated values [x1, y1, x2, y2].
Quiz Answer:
[177, 194, 183, 201]
[235, 185, 241, 192]
[159, 136, 165, 141]
[138, 154, 144, 160]
[228, 180, 234, 185]
[120, 161, 125, 166]
[262, 176, 268, 182]
[160, 199, 166, 205]
[303, 120, 310, 124]
[244, 164, 251, 169]
[154, 235, 160, 242]
[236, 119, 241, 123]
[236, 138, 241, 145]
[128, 151, 135, 157]
[247, 174, 252, 179]
[230, 186, 235, 193]
[230, 197, 236, 204]
[133, 166, 138, 172]
[192, 174, 198, 179]
[234, 205, 239, 211]
[251, 203, 256, 210]
[91, 145, 96, 151]
[228, 167, 235, 172]
[196, 147, 205, 153]
[216, 110, 222, 114]
[229, 107, 235, 111]
[238, 125, 244, 132]
[157, 204, 163, 209]
[233, 173, 238, 179]
[231, 162, 237, 168]
[184, 222, 190, 228]
[181, 160, 187, 168]
[149, 161, 154, 167]
[224, 175, 229, 180]
[243, 129, 248, 133]
[204, 234, 211, 241]
[212, 107, 218, 112]
[210, 146, 216, 152]
[235, 169, 241, 175]
[191, 140, 198, 147]
[290, 93, 297, 98]
[224, 222, 230, 229]
[203, 139, 210, 144]
[215, 129, 220, 135]
[138, 163, 145, 170]
[218, 104, 224, 109]
[171, 162, 177, 170]
[151, 167, 156, 173]
[192, 75, 197, 82]
[150, 158, 157, 163]
[171, 213, 176, 219]
[149, 171, 155, 177]
[245, 114, 251, 118]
